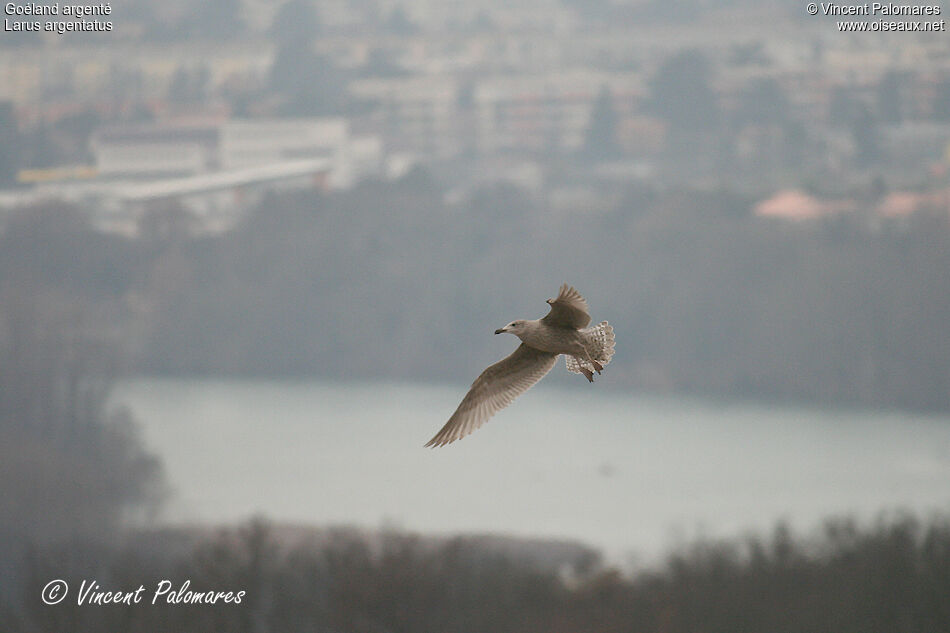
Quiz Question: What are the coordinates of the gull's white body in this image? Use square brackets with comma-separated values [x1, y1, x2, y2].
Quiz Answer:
[425, 284, 615, 447]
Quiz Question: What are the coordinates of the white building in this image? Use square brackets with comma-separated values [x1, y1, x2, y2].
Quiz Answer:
[90, 117, 381, 188]
[90, 123, 219, 177]
[7, 117, 384, 233]
[219, 118, 348, 169]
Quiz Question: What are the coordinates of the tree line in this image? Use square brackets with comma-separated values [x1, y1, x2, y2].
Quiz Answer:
[4, 513, 949, 633]
[3, 176, 950, 411]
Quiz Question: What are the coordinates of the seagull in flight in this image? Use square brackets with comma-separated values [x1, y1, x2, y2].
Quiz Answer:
[425, 284, 615, 447]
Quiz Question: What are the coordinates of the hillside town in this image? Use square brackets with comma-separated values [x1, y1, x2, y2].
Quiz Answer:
[1, 0, 949, 232]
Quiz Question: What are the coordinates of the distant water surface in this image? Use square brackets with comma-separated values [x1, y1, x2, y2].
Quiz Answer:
[113, 378, 950, 562]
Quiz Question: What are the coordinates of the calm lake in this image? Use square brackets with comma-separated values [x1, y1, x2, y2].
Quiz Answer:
[114, 378, 950, 563]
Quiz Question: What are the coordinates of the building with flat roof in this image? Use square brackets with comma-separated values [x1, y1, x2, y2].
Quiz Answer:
[90, 123, 220, 177]
[90, 117, 380, 187]
[219, 118, 348, 169]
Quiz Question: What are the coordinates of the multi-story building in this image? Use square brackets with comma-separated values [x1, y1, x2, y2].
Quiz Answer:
[473, 71, 641, 154]
[349, 76, 462, 158]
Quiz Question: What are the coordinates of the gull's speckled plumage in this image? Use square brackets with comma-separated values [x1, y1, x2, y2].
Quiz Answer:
[425, 284, 615, 448]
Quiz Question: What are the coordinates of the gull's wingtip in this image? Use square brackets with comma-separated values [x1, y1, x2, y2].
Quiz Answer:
[424, 435, 447, 448]
[425, 432, 463, 448]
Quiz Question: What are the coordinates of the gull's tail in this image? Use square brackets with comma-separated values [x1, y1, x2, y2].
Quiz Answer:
[588, 321, 615, 366]
[565, 321, 615, 378]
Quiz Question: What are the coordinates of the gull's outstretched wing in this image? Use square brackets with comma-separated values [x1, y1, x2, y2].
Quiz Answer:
[541, 283, 591, 329]
[425, 344, 557, 447]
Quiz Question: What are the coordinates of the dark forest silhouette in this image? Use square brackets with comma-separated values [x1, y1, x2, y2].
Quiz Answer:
[4, 514, 949, 633]
[5, 175, 948, 411]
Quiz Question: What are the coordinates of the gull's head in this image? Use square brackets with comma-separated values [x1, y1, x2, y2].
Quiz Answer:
[495, 320, 527, 336]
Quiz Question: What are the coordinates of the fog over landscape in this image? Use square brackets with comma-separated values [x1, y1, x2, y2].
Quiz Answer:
[2, 1, 950, 631]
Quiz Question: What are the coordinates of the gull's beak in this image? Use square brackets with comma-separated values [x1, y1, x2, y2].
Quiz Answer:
[546, 299, 554, 304]
[494, 327, 506, 335]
